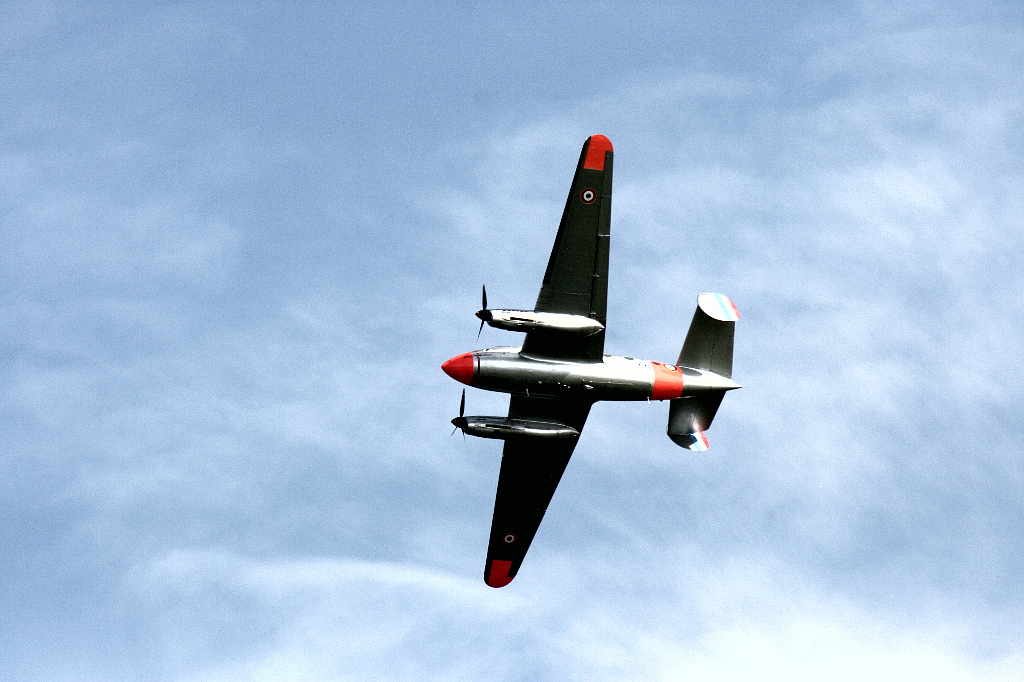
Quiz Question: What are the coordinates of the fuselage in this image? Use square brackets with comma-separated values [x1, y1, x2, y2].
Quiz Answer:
[442, 346, 739, 402]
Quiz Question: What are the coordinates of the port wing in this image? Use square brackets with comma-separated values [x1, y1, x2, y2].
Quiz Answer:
[522, 135, 613, 361]
[483, 395, 592, 587]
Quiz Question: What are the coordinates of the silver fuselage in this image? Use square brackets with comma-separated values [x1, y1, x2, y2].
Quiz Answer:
[454, 346, 739, 401]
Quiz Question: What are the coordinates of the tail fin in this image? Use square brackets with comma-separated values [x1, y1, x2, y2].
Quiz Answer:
[668, 294, 739, 450]
[677, 293, 738, 378]
[667, 393, 724, 449]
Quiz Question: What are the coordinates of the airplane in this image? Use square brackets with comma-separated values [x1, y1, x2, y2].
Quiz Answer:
[442, 135, 740, 588]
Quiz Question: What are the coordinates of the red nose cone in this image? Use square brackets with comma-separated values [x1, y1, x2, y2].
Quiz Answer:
[442, 352, 476, 385]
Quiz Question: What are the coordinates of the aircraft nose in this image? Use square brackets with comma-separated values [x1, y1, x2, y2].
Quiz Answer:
[442, 352, 476, 385]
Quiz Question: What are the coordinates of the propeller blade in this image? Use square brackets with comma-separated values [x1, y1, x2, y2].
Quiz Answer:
[475, 285, 489, 340]
[452, 390, 467, 436]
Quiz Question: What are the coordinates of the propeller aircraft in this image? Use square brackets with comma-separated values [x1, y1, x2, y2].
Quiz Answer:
[443, 135, 740, 587]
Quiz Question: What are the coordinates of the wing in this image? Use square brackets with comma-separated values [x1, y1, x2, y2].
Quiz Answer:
[521, 135, 613, 361]
[483, 395, 593, 587]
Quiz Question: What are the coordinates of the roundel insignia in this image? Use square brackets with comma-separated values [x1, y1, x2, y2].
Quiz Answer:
[502, 533, 517, 545]
[580, 188, 596, 204]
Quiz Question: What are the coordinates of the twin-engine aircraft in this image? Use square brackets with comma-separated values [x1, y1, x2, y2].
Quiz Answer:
[442, 135, 740, 588]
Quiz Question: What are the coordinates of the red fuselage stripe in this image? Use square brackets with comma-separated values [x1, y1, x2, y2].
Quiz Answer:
[650, 362, 684, 400]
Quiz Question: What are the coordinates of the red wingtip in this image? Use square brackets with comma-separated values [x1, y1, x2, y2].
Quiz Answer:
[442, 352, 476, 385]
[583, 135, 613, 170]
[486, 559, 514, 588]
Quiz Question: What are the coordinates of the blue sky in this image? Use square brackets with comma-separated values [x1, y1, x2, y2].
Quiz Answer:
[2, 1, 1023, 679]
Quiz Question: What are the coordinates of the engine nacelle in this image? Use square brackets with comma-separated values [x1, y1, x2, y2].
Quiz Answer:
[478, 309, 604, 335]
[453, 416, 579, 440]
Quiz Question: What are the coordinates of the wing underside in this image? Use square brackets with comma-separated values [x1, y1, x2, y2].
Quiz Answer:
[521, 135, 613, 361]
[484, 395, 592, 587]
[483, 136, 612, 587]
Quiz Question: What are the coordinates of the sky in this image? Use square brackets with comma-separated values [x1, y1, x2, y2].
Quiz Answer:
[1, 1, 1023, 679]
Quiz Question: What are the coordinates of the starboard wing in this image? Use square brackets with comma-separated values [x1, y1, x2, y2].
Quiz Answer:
[521, 135, 613, 361]
[484, 395, 593, 587]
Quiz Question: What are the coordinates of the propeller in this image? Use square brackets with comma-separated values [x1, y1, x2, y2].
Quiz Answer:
[475, 284, 491, 340]
[450, 389, 467, 438]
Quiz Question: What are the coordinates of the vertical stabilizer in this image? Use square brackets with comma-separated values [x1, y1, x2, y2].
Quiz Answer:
[668, 294, 739, 449]
[677, 293, 739, 379]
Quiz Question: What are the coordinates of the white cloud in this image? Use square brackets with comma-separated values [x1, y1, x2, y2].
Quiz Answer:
[119, 549, 1024, 681]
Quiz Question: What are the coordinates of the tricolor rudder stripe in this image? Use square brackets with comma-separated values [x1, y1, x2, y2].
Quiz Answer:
[682, 431, 710, 451]
[697, 293, 740, 322]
